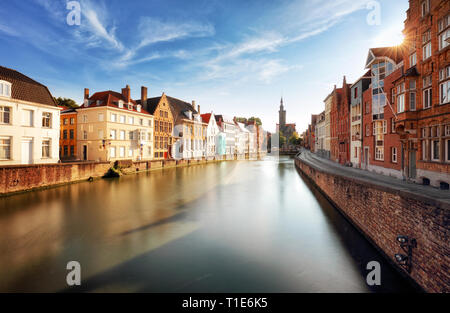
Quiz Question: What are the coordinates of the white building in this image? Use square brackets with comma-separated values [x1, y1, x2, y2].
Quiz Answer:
[235, 122, 249, 156]
[245, 123, 258, 155]
[201, 112, 220, 157]
[0, 66, 60, 165]
[215, 115, 236, 159]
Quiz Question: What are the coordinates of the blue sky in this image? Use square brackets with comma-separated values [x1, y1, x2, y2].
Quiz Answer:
[0, 0, 408, 133]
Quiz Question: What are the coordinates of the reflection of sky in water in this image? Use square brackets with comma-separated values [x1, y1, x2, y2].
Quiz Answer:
[0, 157, 416, 292]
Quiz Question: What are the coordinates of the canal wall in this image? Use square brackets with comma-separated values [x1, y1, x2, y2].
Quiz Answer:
[0, 155, 265, 197]
[295, 156, 450, 293]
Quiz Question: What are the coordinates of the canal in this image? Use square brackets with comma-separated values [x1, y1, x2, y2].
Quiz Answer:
[0, 156, 416, 292]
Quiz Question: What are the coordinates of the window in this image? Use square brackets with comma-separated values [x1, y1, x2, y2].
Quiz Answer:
[366, 124, 370, 136]
[423, 88, 432, 108]
[63, 145, 68, 156]
[70, 145, 75, 156]
[423, 42, 432, 60]
[128, 117, 134, 125]
[0, 137, 11, 160]
[22, 109, 33, 126]
[129, 131, 134, 140]
[382, 120, 387, 134]
[421, 0, 429, 17]
[422, 29, 431, 44]
[63, 118, 68, 125]
[422, 140, 427, 160]
[98, 113, 104, 122]
[432, 140, 440, 161]
[365, 101, 370, 114]
[83, 131, 87, 140]
[42, 112, 52, 128]
[397, 93, 405, 113]
[69, 129, 74, 139]
[148, 119, 152, 127]
[119, 130, 125, 140]
[63, 130, 68, 139]
[392, 147, 397, 163]
[128, 148, 133, 157]
[446, 125, 450, 136]
[440, 81, 450, 104]
[119, 115, 125, 123]
[70, 118, 75, 125]
[410, 80, 416, 90]
[98, 129, 104, 139]
[110, 130, 116, 140]
[409, 53, 417, 67]
[391, 118, 396, 133]
[139, 118, 143, 126]
[354, 87, 358, 99]
[373, 122, 376, 135]
[410, 92, 416, 110]
[439, 29, 450, 50]
[375, 147, 384, 161]
[438, 15, 450, 32]
[0, 81, 11, 97]
[82, 115, 87, 123]
[110, 147, 116, 158]
[111, 114, 117, 122]
[42, 139, 51, 158]
[119, 146, 125, 158]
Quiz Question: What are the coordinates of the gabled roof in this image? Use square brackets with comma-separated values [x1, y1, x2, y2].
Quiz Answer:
[201, 113, 212, 124]
[365, 46, 405, 68]
[0, 65, 57, 106]
[82, 90, 151, 115]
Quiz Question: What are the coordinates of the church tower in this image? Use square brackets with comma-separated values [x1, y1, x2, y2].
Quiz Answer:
[279, 97, 286, 129]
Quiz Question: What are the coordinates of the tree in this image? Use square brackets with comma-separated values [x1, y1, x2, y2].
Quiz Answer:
[279, 131, 287, 147]
[248, 117, 262, 126]
[54, 97, 79, 109]
[289, 132, 300, 145]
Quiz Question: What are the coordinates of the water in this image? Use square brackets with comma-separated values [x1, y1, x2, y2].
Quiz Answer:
[0, 156, 416, 292]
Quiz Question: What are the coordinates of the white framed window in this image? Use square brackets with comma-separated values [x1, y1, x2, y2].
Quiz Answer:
[119, 130, 125, 140]
[110, 129, 116, 140]
[139, 118, 143, 126]
[83, 130, 87, 140]
[391, 118, 396, 133]
[0, 106, 11, 124]
[0, 80, 11, 98]
[98, 113, 104, 122]
[382, 120, 387, 134]
[128, 116, 134, 125]
[409, 53, 417, 67]
[42, 139, 51, 158]
[148, 119, 152, 127]
[446, 125, 450, 136]
[392, 147, 397, 163]
[21, 109, 33, 126]
[439, 29, 450, 50]
[119, 115, 126, 123]
[375, 147, 384, 161]
[440, 81, 450, 104]
[421, 0, 429, 17]
[423, 88, 432, 109]
[128, 148, 133, 157]
[373, 122, 376, 135]
[82, 115, 87, 123]
[111, 113, 117, 122]
[422, 140, 427, 160]
[110, 147, 116, 158]
[0, 137, 11, 160]
[446, 139, 450, 162]
[42, 112, 52, 128]
[397, 94, 405, 113]
[423, 42, 432, 60]
[119, 146, 125, 158]
[410, 92, 416, 111]
[70, 118, 75, 125]
[439, 66, 450, 81]
[432, 140, 440, 161]
[438, 15, 449, 32]
[98, 129, 104, 139]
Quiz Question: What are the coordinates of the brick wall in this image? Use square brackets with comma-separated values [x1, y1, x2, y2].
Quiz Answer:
[295, 157, 450, 293]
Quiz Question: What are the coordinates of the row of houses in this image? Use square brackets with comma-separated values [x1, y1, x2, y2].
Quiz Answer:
[0, 66, 268, 166]
[303, 0, 449, 189]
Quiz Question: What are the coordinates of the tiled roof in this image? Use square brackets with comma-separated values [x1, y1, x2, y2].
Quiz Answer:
[81, 90, 151, 115]
[201, 113, 212, 124]
[166, 96, 197, 124]
[367, 46, 406, 68]
[0, 66, 56, 106]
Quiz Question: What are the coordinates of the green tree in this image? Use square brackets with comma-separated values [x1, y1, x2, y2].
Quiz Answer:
[54, 97, 79, 109]
[248, 117, 262, 126]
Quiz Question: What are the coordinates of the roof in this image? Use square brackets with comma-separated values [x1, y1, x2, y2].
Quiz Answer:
[201, 113, 212, 124]
[81, 90, 151, 115]
[215, 114, 234, 124]
[366, 46, 405, 68]
[137, 96, 161, 114]
[0, 66, 57, 106]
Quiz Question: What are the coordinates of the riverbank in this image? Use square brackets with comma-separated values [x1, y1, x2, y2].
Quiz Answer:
[0, 153, 265, 197]
[295, 149, 450, 293]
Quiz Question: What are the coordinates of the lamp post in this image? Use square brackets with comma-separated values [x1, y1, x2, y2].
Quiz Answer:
[394, 235, 417, 273]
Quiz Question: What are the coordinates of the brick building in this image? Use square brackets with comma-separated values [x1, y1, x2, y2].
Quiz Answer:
[337, 76, 352, 165]
[60, 107, 77, 161]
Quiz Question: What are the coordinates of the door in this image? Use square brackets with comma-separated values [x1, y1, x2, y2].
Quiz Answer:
[409, 151, 416, 178]
[82, 145, 87, 161]
[21, 139, 33, 164]
[364, 147, 369, 169]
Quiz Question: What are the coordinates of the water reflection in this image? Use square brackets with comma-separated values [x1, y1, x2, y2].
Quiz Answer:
[0, 157, 416, 292]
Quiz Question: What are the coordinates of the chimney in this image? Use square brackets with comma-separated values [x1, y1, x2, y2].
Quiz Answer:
[192, 100, 196, 109]
[84, 88, 89, 100]
[141, 86, 147, 105]
[197, 105, 200, 114]
[122, 85, 131, 104]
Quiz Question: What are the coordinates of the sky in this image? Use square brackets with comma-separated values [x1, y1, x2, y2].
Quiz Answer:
[0, 0, 408, 133]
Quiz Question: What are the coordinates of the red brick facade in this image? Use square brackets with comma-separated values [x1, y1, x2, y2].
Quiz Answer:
[337, 77, 351, 165]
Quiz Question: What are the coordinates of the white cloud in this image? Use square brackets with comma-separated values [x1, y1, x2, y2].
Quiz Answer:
[137, 17, 215, 48]
[0, 24, 19, 37]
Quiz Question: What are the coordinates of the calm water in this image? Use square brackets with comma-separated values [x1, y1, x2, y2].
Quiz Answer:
[0, 156, 416, 292]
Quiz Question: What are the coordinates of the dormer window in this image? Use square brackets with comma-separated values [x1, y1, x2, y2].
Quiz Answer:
[128, 104, 133, 110]
[421, 0, 429, 17]
[0, 80, 12, 98]
[118, 100, 124, 108]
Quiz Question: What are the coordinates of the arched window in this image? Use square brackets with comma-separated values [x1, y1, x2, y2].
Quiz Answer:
[0, 80, 12, 98]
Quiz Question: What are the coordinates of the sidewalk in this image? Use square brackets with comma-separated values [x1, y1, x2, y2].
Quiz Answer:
[297, 149, 450, 205]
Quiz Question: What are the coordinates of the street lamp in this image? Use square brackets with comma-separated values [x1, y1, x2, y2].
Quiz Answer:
[394, 235, 417, 273]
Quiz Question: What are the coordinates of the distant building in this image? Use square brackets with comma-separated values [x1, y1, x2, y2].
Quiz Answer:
[215, 115, 237, 159]
[315, 111, 326, 156]
[323, 92, 332, 158]
[276, 98, 296, 147]
[60, 107, 78, 161]
[201, 112, 222, 157]
[0, 66, 60, 165]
